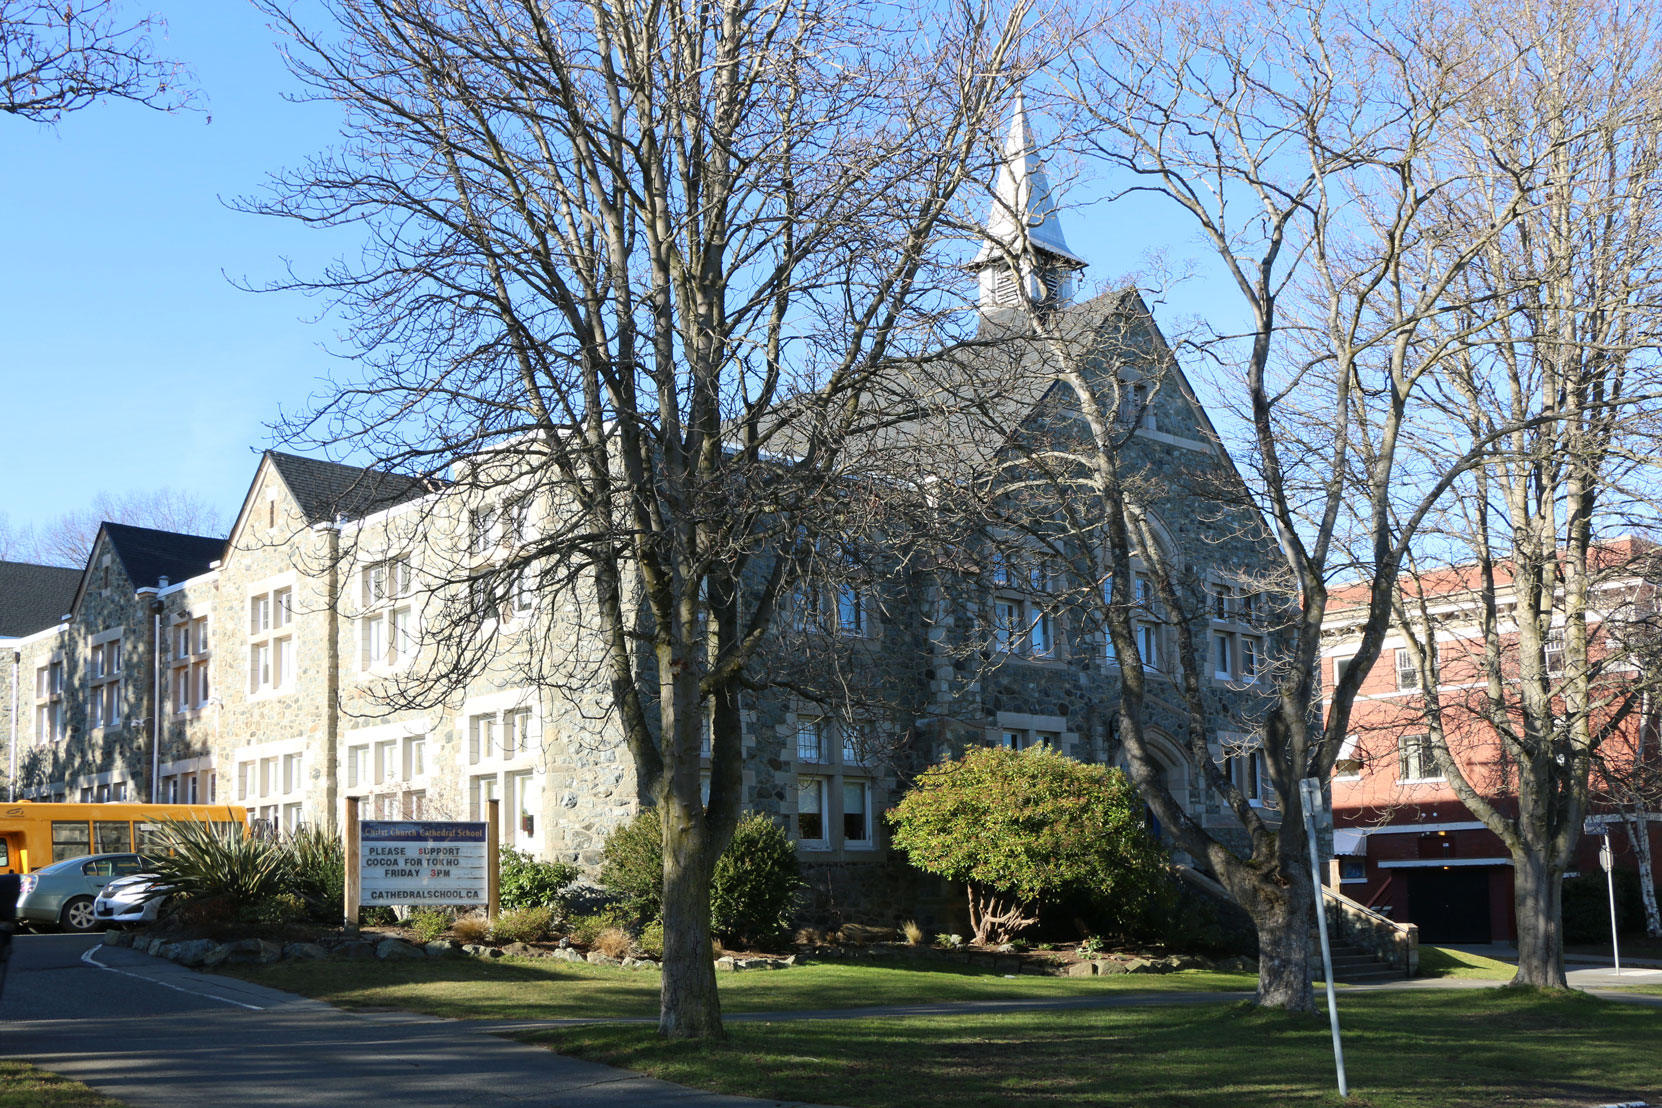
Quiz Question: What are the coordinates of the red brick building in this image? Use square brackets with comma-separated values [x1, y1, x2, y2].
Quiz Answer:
[1325, 547, 1662, 943]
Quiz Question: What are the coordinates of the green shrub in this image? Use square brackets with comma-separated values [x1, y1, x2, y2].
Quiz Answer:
[637, 919, 665, 959]
[410, 907, 452, 944]
[567, 907, 630, 948]
[360, 905, 398, 926]
[499, 848, 580, 911]
[281, 824, 346, 920]
[888, 746, 1167, 945]
[251, 892, 308, 925]
[599, 810, 803, 946]
[491, 905, 554, 944]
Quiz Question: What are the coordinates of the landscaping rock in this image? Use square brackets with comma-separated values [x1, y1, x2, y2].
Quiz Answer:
[620, 957, 657, 970]
[734, 957, 773, 970]
[158, 943, 184, 962]
[502, 942, 539, 958]
[423, 940, 460, 958]
[1064, 960, 1097, 977]
[102, 929, 131, 947]
[585, 951, 622, 966]
[778, 954, 798, 967]
[376, 938, 426, 961]
[463, 944, 503, 959]
[283, 942, 330, 961]
[173, 939, 219, 968]
[551, 947, 584, 963]
[1094, 960, 1128, 975]
[837, 924, 894, 945]
[1123, 958, 1169, 974]
[1168, 954, 1213, 971]
[714, 955, 737, 972]
[201, 943, 234, 969]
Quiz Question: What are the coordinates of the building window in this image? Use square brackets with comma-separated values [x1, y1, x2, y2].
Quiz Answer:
[836, 584, 864, 635]
[1399, 734, 1441, 782]
[360, 559, 413, 671]
[1545, 633, 1565, 677]
[1116, 378, 1155, 430]
[249, 586, 295, 694]
[998, 729, 1057, 751]
[796, 777, 827, 845]
[791, 714, 879, 851]
[1395, 647, 1419, 690]
[1208, 582, 1262, 684]
[88, 636, 122, 728]
[842, 780, 872, 845]
[238, 748, 305, 828]
[797, 719, 824, 763]
[34, 659, 65, 743]
[469, 507, 499, 556]
[1334, 735, 1362, 780]
[1339, 857, 1367, 882]
[992, 560, 1060, 659]
[170, 615, 211, 715]
[1226, 748, 1271, 805]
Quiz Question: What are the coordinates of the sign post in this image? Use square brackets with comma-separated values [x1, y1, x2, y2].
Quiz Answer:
[486, 798, 500, 921]
[359, 820, 490, 911]
[343, 796, 361, 932]
[1299, 777, 1348, 1099]
[1601, 834, 1621, 977]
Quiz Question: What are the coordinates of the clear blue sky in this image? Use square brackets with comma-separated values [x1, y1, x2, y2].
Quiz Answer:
[0, 1, 1229, 541]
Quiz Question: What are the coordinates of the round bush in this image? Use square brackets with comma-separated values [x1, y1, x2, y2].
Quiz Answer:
[499, 847, 579, 911]
[600, 810, 803, 946]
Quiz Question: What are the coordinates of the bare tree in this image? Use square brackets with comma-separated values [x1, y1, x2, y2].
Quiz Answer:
[28, 488, 225, 568]
[245, 0, 1047, 1040]
[1390, 0, 1662, 984]
[1, 0, 192, 123]
[1011, 0, 1545, 1010]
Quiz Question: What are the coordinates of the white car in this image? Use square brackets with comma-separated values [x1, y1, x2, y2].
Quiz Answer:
[92, 874, 167, 926]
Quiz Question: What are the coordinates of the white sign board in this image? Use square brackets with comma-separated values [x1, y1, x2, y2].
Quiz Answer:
[360, 820, 488, 907]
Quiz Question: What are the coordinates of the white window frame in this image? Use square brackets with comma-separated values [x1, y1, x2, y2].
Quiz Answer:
[1398, 733, 1443, 783]
[248, 577, 296, 696]
[87, 630, 123, 729]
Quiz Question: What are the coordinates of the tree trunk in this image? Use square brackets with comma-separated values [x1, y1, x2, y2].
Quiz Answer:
[1623, 814, 1661, 939]
[658, 805, 724, 1039]
[1511, 853, 1567, 988]
[1251, 889, 1315, 1011]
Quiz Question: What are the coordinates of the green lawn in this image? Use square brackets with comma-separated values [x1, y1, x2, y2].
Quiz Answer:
[224, 955, 1256, 1021]
[527, 990, 1662, 1108]
[1415, 946, 1515, 981]
[0, 1062, 127, 1108]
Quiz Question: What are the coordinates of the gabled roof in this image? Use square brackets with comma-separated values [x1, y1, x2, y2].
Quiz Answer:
[99, 523, 226, 589]
[0, 560, 80, 637]
[266, 451, 438, 525]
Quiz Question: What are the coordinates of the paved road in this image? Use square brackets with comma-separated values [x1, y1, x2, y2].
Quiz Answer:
[0, 934, 834, 1108]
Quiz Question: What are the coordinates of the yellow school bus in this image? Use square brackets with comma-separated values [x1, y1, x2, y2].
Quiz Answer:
[0, 802, 249, 875]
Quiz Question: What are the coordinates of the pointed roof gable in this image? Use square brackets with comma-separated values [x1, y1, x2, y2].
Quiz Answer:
[265, 451, 438, 525]
[972, 91, 1087, 270]
[99, 523, 226, 589]
[0, 560, 80, 637]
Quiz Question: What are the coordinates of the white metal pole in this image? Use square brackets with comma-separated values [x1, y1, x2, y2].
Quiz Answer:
[1602, 834, 1621, 977]
[1300, 777, 1348, 1099]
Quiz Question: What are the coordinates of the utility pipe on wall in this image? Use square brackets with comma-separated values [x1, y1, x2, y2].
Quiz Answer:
[152, 600, 162, 803]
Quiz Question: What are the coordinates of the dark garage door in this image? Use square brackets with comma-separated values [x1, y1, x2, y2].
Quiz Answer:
[1404, 868, 1491, 943]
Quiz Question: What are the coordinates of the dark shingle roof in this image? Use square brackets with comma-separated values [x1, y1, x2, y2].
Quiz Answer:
[267, 452, 438, 524]
[0, 560, 80, 637]
[101, 523, 226, 590]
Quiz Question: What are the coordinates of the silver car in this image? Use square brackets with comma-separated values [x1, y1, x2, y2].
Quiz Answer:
[93, 873, 167, 926]
[16, 854, 148, 932]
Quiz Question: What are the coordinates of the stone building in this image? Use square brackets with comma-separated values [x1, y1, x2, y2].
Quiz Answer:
[0, 101, 1285, 926]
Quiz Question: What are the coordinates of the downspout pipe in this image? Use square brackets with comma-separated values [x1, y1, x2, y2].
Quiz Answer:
[8, 643, 17, 801]
[144, 584, 166, 803]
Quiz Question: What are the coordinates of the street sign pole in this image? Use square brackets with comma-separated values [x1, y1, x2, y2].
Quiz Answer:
[1601, 835, 1621, 977]
[1299, 777, 1348, 1099]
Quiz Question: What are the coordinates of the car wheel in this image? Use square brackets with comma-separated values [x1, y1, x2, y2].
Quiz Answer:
[60, 896, 97, 933]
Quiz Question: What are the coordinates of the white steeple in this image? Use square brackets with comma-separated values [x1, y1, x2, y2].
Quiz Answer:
[970, 90, 1086, 312]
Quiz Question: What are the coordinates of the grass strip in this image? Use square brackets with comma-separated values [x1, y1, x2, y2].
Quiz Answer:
[0, 1062, 129, 1108]
[524, 989, 1662, 1108]
[224, 956, 1256, 1021]
[1414, 946, 1515, 981]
